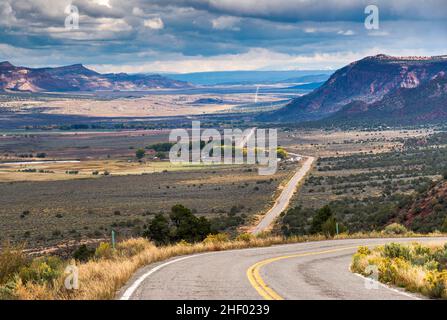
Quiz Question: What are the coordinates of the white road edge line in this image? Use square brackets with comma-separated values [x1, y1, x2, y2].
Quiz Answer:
[120, 243, 294, 300]
[120, 253, 211, 300]
[120, 238, 441, 300]
[351, 269, 422, 300]
[120, 240, 349, 300]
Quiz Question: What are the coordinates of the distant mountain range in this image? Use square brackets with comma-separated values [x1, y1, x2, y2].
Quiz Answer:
[0, 61, 191, 92]
[265, 54, 447, 125]
[165, 70, 332, 86]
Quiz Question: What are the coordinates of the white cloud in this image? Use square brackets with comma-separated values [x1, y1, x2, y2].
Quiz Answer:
[211, 16, 240, 31]
[144, 17, 164, 30]
[87, 49, 371, 73]
[89, 46, 447, 74]
[0, 2, 17, 27]
[1, 0, 445, 74]
[97, 18, 132, 31]
[93, 0, 111, 8]
[368, 31, 390, 37]
[338, 30, 355, 36]
[304, 28, 316, 33]
[132, 7, 145, 16]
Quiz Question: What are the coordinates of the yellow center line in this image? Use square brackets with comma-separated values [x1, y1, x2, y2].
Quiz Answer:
[246, 246, 360, 300]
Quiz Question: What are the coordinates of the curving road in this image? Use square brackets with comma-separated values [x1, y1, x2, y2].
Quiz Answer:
[119, 237, 446, 300]
[251, 156, 315, 235]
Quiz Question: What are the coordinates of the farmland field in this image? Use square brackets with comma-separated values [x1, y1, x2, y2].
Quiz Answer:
[0, 124, 438, 249]
[0, 124, 298, 247]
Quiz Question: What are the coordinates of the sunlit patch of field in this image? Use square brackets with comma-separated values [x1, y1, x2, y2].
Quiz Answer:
[4, 93, 283, 117]
[279, 128, 434, 157]
[0, 160, 237, 182]
[0, 129, 172, 161]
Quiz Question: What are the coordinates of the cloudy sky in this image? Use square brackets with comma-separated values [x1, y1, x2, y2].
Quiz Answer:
[0, 0, 446, 73]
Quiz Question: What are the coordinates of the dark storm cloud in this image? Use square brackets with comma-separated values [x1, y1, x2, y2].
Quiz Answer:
[148, 0, 447, 22]
[0, 0, 445, 72]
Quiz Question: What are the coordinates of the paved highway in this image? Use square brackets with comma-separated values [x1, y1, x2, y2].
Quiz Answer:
[119, 237, 446, 300]
[251, 156, 315, 234]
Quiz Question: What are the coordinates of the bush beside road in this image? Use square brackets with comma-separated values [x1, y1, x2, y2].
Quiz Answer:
[352, 242, 447, 299]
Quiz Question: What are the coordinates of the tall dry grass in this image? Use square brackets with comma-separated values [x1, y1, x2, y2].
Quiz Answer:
[0, 242, 26, 284]
[2, 231, 446, 300]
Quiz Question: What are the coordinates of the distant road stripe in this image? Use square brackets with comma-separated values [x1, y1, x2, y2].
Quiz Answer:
[247, 246, 359, 300]
[251, 156, 315, 235]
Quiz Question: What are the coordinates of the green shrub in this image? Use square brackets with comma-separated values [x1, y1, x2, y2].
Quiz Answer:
[423, 260, 440, 271]
[321, 216, 338, 237]
[135, 148, 145, 159]
[255, 231, 273, 239]
[441, 217, 447, 233]
[176, 240, 192, 246]
[18, 256, 63, 285]
[236, 233, 254, 242]
[353, 243, 447, 299]
[383, 223, 408, 235]
[412, 243, 431, 256]
[72, 244, 95, 262]
[95, 242, 114, 260]
[431, 247, 447, 271]
[143, 214, 171, 245]
[143, 205, 215, 245]
[357, 246, 371, 256]
[383, 243, 411, 260]
[276, 147, 288, 160]
[155, 152, 167, 159]
[203, 233, 229, 244]
[424, 271, 447, 298]
[147, 142, 175, 152]
[170, 205, 212, 243]
[310, 206, 333, 234]
[0, 276, 19, 299]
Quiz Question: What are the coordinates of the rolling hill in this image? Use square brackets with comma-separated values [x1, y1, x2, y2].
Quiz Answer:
[264, 54, 447, 124]
[0, 61, 191, 92]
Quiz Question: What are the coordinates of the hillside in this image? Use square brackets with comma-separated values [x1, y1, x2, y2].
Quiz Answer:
[328, 72, 447, 124]
[396, 179, 447, 232]
[0, 62, 191, 92]
[264, 54, 447, 124]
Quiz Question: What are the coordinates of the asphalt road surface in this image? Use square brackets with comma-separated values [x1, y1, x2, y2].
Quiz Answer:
[251, 156, 315, 235]
[119, 237, 447, 300]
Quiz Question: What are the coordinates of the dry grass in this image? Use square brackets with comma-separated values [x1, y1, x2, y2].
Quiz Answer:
[0, 242, 26, 284]
[2, 231, 446, 300]
[351, 242, 447, 299]
[0, 160, 220, 182]
[12, 93, 281, 118]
